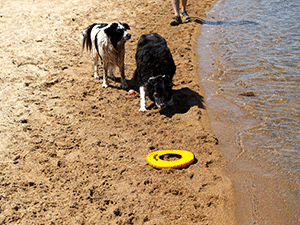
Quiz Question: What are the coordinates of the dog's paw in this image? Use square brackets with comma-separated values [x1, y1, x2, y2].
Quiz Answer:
[139, 107, 147, 112]
[94, 74, 100, 79]
[108, 74, 116, 81]
[102, 83, 108, 88]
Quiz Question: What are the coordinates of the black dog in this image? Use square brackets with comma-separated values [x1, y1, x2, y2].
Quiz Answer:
[133, 33, 176, 112]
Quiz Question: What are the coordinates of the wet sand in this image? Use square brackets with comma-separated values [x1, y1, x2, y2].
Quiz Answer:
[0, 0, 237, 224]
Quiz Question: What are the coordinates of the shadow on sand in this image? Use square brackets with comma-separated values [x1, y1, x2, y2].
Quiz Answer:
[126, 78, 205, 118]
[159, 87, 205, 118]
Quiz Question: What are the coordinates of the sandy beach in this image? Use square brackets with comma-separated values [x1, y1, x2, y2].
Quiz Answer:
[0, 0, 237, 224]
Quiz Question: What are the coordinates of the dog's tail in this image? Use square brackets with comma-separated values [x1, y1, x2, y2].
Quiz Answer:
[80, 23, 98, 57]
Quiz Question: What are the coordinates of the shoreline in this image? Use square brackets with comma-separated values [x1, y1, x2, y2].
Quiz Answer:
[197, 1, 300, 224]
[0, 0, 237, 224]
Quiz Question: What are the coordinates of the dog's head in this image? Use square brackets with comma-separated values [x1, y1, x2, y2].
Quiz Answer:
[104, 22, 131, 49]
[146, 75, 173, 109]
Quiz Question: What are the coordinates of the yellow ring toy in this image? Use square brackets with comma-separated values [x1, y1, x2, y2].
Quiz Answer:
[146, 150, 194, 169]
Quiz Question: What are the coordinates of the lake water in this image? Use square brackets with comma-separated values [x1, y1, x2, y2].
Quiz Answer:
[197, 0, 300, 224]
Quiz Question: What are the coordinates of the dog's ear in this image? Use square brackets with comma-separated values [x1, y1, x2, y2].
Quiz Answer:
[122, 23, 130, 30]
[104, 23, 118, 37]
[147, 77, 156, 86]
[147, 76, 160, 86]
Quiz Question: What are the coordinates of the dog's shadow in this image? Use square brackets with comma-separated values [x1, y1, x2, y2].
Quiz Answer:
[127, 78, 205, 118]
[159, 87, 205, 118]
[113, 78, 205, 118]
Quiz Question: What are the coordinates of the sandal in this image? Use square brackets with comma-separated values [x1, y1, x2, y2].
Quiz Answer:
[170, 16, 182, 26]
[181, 11, 191, 21]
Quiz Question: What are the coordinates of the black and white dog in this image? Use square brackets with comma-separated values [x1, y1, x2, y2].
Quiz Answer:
[133, 33, 176, 112]
[80, 22, 131, 89]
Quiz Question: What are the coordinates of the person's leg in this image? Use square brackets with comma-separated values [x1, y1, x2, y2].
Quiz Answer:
[181, 0, 190, 21]
[172, 0, 180, 16]
[170, 0, 182, 25]
[181, 0, 187, 12]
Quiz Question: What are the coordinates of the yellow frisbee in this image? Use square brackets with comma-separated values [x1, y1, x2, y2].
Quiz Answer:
[146, 150, 194, 169]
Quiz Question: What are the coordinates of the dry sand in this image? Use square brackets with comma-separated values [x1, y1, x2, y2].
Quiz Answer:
[0, 0, 237, 224]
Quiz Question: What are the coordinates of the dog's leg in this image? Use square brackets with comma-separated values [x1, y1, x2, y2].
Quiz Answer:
[93, 51, 100, 79]
[108, 67, 116, 81]
[119, 64, 128, 90]
[102, 67, 108, 88]
[139, 86, 147, 112]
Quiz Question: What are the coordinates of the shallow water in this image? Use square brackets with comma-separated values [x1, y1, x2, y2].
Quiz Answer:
[198, 0, 300, 223]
